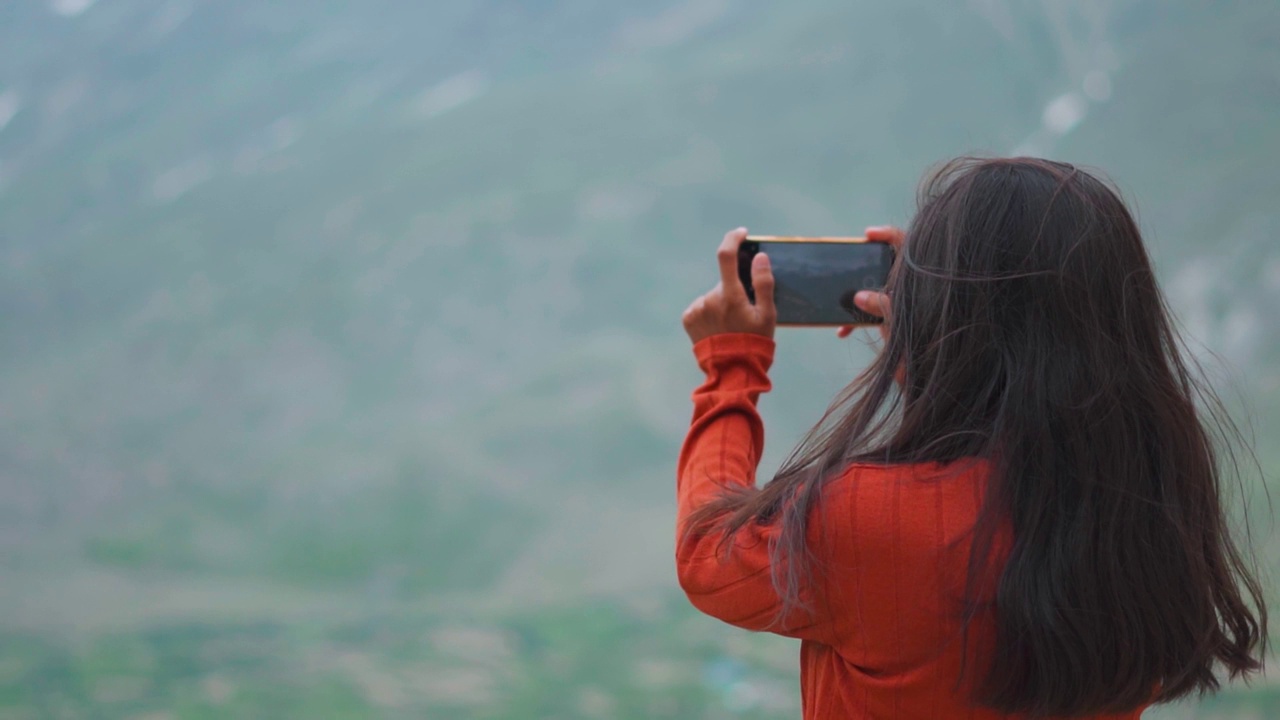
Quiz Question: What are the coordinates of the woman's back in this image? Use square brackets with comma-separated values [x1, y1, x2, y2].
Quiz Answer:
[802, 461, 1153, 719]
[804, 461, 997, 717]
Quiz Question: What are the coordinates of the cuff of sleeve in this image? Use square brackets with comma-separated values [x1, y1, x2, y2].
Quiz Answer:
[692, 333, 776, 372]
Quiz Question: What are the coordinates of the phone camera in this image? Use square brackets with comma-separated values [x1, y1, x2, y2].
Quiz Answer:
[862, 275, 880, 289]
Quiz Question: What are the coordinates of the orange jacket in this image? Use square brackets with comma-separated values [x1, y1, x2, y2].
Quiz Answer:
[676, 333, 1149, 719]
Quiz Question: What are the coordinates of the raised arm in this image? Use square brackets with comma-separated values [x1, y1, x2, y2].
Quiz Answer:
[674, 228, 840, 643]
[674, 333, 844, 643]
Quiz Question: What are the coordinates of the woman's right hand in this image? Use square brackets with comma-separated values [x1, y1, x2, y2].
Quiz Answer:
[836, 225, 902, 340]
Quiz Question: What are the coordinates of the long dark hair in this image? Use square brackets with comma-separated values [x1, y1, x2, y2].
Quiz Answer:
[686, 157, 1269, 716]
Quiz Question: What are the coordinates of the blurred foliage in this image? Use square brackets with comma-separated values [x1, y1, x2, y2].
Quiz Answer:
[0, 0, 1276, 717]
[0, 600, 1275, 718]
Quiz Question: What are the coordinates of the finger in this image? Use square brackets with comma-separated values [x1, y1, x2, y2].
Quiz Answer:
[682, 295, 705, 328]
[751, 252, 775, 318]
[854, 290, 891, 319]
[836, 325, 855, 338]
[865, 225, 905, 247]
[717, 227, 749, 299]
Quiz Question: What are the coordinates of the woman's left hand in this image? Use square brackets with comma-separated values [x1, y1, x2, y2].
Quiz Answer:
[682, 228, 777, 344]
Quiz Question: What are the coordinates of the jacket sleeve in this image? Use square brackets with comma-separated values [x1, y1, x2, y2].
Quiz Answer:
[674, 333, 842, 645]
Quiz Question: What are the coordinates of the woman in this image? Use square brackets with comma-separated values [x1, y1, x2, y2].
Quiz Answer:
[676, 157, 1268, 719]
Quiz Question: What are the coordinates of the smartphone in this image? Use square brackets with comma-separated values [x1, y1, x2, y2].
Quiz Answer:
[738, 236, 895, 326]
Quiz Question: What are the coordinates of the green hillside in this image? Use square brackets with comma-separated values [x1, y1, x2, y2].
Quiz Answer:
[0, 0, 1275, 717]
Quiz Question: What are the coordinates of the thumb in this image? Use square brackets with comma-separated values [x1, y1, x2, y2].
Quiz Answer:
[751, 252, 776, 318]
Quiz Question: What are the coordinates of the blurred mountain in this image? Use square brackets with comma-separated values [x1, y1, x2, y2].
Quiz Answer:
[0, 0, 1276, 648]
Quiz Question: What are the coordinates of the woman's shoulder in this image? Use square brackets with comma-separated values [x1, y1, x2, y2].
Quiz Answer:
[814, 457, 992, 545]
[822, 456, 991, 502]
[835, 456, 989, 480]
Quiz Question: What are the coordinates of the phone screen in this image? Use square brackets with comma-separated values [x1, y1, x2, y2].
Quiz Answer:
[737, 238, 894, 325]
